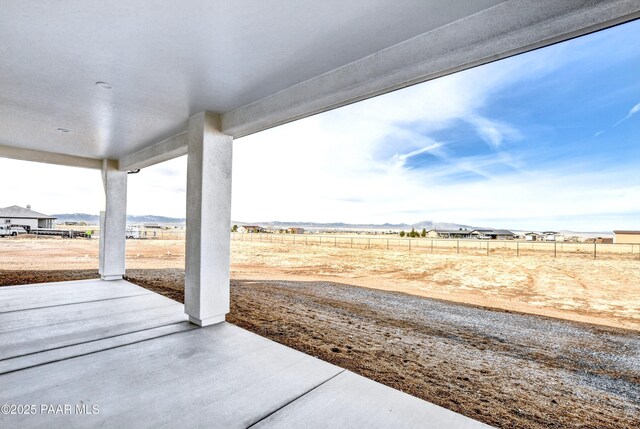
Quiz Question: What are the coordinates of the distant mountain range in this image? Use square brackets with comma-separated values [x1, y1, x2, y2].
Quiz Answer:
[53, 213, 186, 225]
[232, 220, 484, 231]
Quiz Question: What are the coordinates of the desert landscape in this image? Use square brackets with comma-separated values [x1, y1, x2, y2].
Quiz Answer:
[2, 235, 638, 330]
[1, 236, 639, 428]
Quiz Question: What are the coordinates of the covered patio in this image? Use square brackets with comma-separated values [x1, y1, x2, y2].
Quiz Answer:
[1, 1, 638, 427]
[0, 279, 486, 428]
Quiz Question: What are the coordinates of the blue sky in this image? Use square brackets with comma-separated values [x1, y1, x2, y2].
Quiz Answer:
[1, 20, 638, 231]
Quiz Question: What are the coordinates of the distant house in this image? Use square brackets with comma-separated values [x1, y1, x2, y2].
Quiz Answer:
[586, 236, 613, 244]
[238, 225, 264, 233]
[471, 229, 515, 240]
[143, 223, 163, 229]
[470, 229, 491, 239]
[613, 230, 640, 244]
[426, 229, 472, 239]
[0, 205, 56, 231]
[64, 221, 87, 226]
[287, 227, 304, 234]
[542, 231, 565, 242]
[525, 232, 541, 241]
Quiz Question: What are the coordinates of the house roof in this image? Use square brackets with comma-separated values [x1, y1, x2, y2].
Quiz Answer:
[432, 229, 472, 234]
[613, 230, 640, 234]
[0, 205, 56, 219]
[490, 230, 515, 235]
[472, 229, 514, 235]
[0, 2, 636, 170]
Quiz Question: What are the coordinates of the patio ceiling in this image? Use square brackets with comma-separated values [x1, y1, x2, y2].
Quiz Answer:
[0, 0, 638, 168]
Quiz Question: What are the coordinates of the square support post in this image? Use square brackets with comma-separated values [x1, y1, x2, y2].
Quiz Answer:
[185, 112, 233, 326]
[99, 159, 128, 280]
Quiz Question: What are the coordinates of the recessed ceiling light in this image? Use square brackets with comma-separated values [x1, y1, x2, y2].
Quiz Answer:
[57, 128, 70, 133]
[95, 81, 112, 89]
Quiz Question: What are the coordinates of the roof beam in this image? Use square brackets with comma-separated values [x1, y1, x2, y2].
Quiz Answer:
[221, 0, 640, 138]
[0, 144, 102, 169]
[117, 132, 188, 171]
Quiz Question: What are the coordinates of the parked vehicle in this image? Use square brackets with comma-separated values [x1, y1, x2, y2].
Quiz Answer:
[0, 225, 26, 237]
[126, 227, 142, 239]
[10, 226, 27, 235]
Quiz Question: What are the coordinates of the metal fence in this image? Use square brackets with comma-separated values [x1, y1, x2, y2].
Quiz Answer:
[231, 232, 640, 261]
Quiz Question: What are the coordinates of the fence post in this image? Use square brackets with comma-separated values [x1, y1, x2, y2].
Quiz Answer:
[305, 235, 308, 245]
[457, 240, 459, 254]
[594, 242, 597, 260]
[487, 241, 489, 255]
[554, 242, 557, 258]
[319, 236, 322, 246]
[368, 238, 371, 249]
[409, 239, 411, 251]
[386, 238, 389, 250]
[431, 239, 434, 252]
[350, 237, 353, 248]
[335, 237, 337, 247]
[516, 241, 519, 257]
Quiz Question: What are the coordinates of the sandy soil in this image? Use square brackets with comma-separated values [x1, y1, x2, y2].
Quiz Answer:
[2, 237, 637, 330]
[1, 268, 638, 429]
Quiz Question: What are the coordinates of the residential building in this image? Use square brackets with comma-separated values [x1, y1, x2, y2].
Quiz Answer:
[0, 205, 56, 231]
[471, 229, 515, 240]
[238, 225, 264, 233]
[542, 231, 565, 242]
[613, 230, 640, 244]
[426, 229, 472, 239]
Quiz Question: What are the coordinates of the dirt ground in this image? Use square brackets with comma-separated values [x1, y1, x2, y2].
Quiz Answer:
[1, 237, 639, 428]
[1, 237, 638, 330]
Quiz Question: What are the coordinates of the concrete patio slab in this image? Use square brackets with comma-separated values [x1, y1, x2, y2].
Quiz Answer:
[0, 279, 490, 428]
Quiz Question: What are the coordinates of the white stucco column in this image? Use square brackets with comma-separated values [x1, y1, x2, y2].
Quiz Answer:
[99, 159, 127, 281]
[185, 112, 233, 326]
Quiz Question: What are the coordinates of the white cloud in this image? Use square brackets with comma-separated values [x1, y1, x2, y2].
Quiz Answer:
[231, 50, 549, 223]
[0, 159, 103, 215]
[614, 101, 640, 126]
[0, 156, 189, 218]
[465, 116, 521, 148]
[126, 156, 187, 217]
[628, 102, 640, 118]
